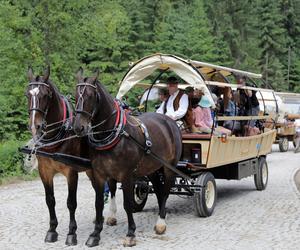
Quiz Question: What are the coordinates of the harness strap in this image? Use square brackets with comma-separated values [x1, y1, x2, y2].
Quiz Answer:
[89, 100, 127, 151]
[121, 130, 191, 180]
[39, 96, 73, 150]
[130, 117, 153, 154]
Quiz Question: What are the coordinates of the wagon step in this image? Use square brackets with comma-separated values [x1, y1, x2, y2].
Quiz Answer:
[19, 146, 92, 170]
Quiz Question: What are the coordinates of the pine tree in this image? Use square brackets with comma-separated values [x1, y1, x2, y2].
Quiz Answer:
[257, 0, 287, 89]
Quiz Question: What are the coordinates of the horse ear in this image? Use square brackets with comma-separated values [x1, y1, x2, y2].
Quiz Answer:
[27, 66, 35, 82]
[42, 65, 50, 83]
[76, 67, 84, 82]
[91, 68, 100, 83]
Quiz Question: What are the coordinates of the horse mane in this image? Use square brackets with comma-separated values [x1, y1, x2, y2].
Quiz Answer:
[95, 79, 114, 104]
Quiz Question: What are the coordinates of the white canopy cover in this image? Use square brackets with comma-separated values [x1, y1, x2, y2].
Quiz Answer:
[117, 54, 215, 107]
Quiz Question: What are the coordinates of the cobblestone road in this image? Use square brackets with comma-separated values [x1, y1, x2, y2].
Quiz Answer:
[0, 145, 299, 250]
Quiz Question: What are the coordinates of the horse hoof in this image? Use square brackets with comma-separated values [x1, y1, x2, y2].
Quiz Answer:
[154, 224, 166, 235]
[85, 236, 100, 247]
[106, 217, 117, 226]
[44, 231, 58, 243]
[65, 234, 77, 246]
[123, 236, 136, 247]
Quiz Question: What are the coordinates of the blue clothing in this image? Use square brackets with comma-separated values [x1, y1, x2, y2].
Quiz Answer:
[104, 182, 109, 195]
[225, 100, 238, 116]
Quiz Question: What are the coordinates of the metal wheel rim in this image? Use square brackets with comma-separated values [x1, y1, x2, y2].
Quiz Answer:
[134, 185, 147, 205]
[262, 163, 268, 185]
[282, 138, 289, 150]
[205, 181, 215, 209]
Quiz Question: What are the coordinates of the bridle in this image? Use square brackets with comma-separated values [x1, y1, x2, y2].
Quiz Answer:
[75, 82, 99, 119]
[28, 82, 51, 125]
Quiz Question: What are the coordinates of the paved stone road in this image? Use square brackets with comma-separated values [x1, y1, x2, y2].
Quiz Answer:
[0, 145, 299, 250]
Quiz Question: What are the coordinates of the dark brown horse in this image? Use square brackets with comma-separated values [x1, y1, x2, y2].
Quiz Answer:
[25, 66, 97, 246]
[73, 69, 182, 247]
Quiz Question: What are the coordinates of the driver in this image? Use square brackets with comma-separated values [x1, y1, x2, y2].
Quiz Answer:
[156, 76, 193, 132]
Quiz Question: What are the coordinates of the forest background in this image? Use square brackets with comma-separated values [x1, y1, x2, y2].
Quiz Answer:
[0, 0, 299, 179]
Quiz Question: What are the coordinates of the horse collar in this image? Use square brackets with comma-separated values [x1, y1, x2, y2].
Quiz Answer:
[88, 100, 127, 151]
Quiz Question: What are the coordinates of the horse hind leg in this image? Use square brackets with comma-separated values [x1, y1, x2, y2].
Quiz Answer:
[65, 171, 78, 246]
[122, 178, 136, 247]
[106, 178, 117, 226]
[39, 166, 58, 243]
[154, 169, 174, 235]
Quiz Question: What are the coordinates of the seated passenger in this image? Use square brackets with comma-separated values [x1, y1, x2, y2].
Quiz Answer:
[193, 96, 214, 133]
[193, 95, 232, 135]
[223, 91, 241, 132]
[237, 75, 260, 127]
[156, 76, 193, 131]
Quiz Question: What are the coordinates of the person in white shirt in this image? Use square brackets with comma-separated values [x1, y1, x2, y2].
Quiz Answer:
[156, 76, 193, 131]
[156, 77, 195, 132]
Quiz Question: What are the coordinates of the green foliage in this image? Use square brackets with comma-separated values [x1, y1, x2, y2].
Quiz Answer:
[0, 140, 27, 178]
[0, 0, 300, 152]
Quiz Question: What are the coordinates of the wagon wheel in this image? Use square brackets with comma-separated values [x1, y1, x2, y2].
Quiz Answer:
[254, 157, 268, 191]
[293, 135, 297, 148]
[132, 179, 149, 212]
[279, 137, 289, 152]
[194, 172, 217, 217]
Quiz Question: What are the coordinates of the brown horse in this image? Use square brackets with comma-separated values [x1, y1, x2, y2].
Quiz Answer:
[25, 66, 97, 246]
[73, 68, 182, 247]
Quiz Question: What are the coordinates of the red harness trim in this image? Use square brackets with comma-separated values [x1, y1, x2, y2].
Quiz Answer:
[61, 97, 67, 122]
[95, 100, 126, 151]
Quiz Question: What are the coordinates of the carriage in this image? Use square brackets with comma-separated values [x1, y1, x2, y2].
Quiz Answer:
[272, 92, 300, 152]
[117, 54, 277, 216]
[21, 54, 277, 219]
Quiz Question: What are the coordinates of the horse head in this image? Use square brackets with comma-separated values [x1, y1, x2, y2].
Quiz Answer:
[74, 68, 100, 136]
[26, 66, 53, 142]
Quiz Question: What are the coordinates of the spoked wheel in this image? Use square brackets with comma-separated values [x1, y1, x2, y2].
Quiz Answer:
[254, 157, 268, 191]
[194, 172, 217, 217]
[279, 137, 289, 152]
[132, 179, 149, 212]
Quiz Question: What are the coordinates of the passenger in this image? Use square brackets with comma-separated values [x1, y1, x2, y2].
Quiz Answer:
[158, 87, 169, 102]
[193, 96, 214, 133]
[223, 91, 241, 132]
[156, 76, 194, 131]
[237, 76, 260, 127]
[193, 95, 232, 135]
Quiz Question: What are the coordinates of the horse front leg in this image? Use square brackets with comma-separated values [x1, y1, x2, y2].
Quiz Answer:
[65, 171, 78, 246]
[106, 178, 118, 226]
[38, 166, 58, 243]
[86, 174, 105, 247]
[154, 169, 174, 235]
[122, 177, 136, 247]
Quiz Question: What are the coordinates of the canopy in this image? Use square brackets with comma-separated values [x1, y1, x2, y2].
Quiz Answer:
[191, 60, 262, 79]
[116, 54, 215, 107]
